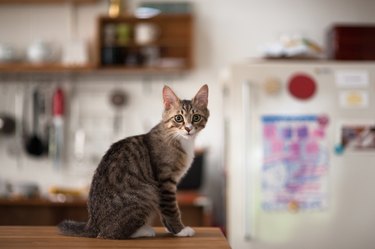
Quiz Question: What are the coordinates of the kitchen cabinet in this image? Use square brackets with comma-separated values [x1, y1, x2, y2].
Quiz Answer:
[0, 198, 88, 226]
[96, 14, 193, 72]
[0, 192, 211, 226]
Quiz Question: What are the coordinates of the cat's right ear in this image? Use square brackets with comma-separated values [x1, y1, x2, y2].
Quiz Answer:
[193, 84, 209, 108]
[163, 85, 179, 110]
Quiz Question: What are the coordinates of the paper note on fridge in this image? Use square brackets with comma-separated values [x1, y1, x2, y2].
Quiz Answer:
[335, 70, 369, 88]
[339, 90, 369, 109]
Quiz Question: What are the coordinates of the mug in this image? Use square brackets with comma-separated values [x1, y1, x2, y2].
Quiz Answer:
[101, 46, 123, 65]
[103, 24, 117, 46]
[0, 44, 17, 63]
[27, 40, 58, 64]
[135, 23, 159, 45]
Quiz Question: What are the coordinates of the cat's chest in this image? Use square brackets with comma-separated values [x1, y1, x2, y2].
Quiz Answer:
[177, 138, 195, 179]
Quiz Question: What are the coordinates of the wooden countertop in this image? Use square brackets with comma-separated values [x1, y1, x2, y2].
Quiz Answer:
[0, 226, 231, 249]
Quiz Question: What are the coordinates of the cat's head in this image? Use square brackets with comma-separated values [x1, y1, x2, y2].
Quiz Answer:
[162, 84, 209, 140]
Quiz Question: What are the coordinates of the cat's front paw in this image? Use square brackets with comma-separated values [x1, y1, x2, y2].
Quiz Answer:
[175, 226, 195, 237]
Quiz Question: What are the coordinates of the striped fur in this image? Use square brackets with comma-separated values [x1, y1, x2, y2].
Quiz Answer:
[58, 85, 209, 239]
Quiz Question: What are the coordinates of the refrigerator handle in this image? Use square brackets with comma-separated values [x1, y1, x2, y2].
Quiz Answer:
[243, 80, 253, 241]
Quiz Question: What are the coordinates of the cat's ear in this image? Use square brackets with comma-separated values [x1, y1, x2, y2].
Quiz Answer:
[193, 84, 209, 108]
[163, 85, 179, 110]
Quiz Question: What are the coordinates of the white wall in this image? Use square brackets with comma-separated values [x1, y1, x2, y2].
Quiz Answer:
[1, 0, 375, 241]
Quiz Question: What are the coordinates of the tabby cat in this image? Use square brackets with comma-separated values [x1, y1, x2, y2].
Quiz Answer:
[58, 84, 209, 239]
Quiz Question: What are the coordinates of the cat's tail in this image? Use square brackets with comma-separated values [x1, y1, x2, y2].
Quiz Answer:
[58, 220, 97, 238]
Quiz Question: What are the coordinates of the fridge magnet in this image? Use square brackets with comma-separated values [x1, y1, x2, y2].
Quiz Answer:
[263, 78, 282, 96]
[335, 70, 369, 88]
[340, 124, 375, 151]
[288, 200, 300, 213]
[334, 144, 345, 155]
[339, 90, 369, 109]
[288, 73, 317, 100]
[261, 115, 329, 212]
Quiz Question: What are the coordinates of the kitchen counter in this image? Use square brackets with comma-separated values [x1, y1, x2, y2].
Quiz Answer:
[0, 226, 230, 249]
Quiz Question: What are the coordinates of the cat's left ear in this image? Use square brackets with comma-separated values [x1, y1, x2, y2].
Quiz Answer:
[163, 85, 179, 110]
[193, 84, 209, 108]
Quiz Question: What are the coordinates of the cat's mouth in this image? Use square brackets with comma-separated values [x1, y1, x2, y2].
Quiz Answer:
[180, 131, 195, 139]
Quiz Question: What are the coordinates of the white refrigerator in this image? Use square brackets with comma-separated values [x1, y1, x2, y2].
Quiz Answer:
[225, 60, 375, 249]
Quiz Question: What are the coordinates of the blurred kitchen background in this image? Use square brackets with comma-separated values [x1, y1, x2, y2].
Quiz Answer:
[1, 0, 375, 249]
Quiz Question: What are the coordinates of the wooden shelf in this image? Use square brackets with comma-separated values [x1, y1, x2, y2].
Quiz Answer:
[0, 14, 193, 75]
[0, 0, 97, 4]
[99, 14, 192, 23]
[0, 63, 190, 74]
[0, 197, 87, 207]
[0, 191, 206, 207]
[97, 65, 189, 74]
[101, 41, 191, 49]
[0, 63, 96, 73]
[0, 191, 211, 226]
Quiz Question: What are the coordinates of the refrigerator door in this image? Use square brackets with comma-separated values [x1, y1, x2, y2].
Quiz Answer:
[226, 60, 375, 249]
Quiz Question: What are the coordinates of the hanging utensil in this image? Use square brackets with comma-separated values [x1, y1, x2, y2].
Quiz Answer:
[7, 88, 24, 168]
[109, 89, 128, 136]
[0, 114, 16, 136]
[0, 85, 16, 137]
[25, 87, 44, 157]
[51, 87, 65, 168]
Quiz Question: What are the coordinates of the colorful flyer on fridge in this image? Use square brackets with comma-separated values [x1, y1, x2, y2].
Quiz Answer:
[261, 115, 329, 212]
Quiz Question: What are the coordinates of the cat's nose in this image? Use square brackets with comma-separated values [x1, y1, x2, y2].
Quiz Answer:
[185, 126, 192, 132]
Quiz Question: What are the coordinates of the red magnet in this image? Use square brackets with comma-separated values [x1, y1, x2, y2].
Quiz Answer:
[288, 73, 317, 100]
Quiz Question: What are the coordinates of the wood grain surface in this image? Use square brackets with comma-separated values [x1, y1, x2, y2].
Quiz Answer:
[0, 226, 231, 249]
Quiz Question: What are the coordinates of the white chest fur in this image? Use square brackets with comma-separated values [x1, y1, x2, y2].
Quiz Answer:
[178, 137, 195, 180]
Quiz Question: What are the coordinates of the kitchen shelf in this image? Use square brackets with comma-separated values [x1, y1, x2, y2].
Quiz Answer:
[0, 63, 96, 73]
[0, 14, 193, 75]
[96, 14, 194, 71]
[0, 12, 194, 75]
[0, 63, 190, 74]
[0, 0, 97, 4]
[96, 66, 189, 74]
[100, 40, 192, 49]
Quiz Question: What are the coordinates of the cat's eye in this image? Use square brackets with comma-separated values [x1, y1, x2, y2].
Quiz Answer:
[174, 115, 184, 123]
[192, 114, 201, 123]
